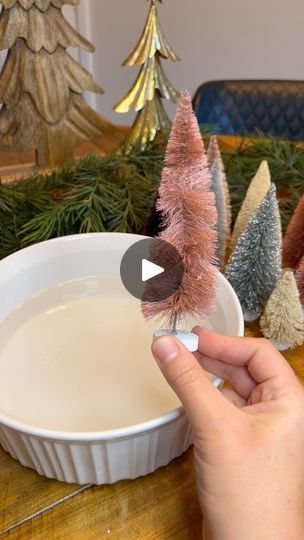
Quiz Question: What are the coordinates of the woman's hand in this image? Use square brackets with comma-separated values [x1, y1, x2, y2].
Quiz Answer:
[152, 328, 304, 540]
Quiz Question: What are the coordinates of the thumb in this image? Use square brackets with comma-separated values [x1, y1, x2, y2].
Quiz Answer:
[152, 335, 230, 431]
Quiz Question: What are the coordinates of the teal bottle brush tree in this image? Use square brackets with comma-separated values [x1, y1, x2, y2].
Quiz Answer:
[226, 184, 282, 322]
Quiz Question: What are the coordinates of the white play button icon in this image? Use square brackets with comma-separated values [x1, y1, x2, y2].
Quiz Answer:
[120, 238, 184, 302]
[142, 259, 164, 282]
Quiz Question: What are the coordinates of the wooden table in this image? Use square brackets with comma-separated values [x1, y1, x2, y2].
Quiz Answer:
[1, 326, 303, 539]
[0, 126, 129, 183]
[0, 132, 304, 539]
[0, 132, 242, 184]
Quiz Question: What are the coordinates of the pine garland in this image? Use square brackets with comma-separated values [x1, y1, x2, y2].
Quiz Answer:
[0, 152, 163, 259]
[223, 135, 304, 228]
[1, 134, 304, 260]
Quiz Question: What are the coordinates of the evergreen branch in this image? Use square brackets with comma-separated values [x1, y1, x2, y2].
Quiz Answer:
[0, 135, 304, 260]
[222, 136, 304, 229]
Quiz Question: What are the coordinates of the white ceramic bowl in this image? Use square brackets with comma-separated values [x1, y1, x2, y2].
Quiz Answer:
[0, 233, 244, 484]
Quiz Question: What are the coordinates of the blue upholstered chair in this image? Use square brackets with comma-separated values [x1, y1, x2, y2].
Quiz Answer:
[192, 80, 304, 140]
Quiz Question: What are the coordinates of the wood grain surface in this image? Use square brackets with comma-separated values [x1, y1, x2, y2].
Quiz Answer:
[1, 448, 202, 539]
[0, 329, 303, 539]
[0, 132, 237, 184]
[0, 126, 128, 183]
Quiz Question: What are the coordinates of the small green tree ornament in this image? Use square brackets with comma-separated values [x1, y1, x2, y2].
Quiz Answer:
[226, 183, 282, 322]
[260, 271, 304, 350]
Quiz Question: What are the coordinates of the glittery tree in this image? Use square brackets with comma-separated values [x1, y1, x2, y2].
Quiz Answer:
[231, 160, 271, 249]
[0, 0, 112, 166]
[142, 91, 217, 328]
[114, 0, 180, 153]
[283, 193, 304, 268]
[210, 158, 227, 267]
[260, 271, 304, 350]
[226, 184, 282, 322]
[207, 135, 231, 238]
[295, 255, 304, 305]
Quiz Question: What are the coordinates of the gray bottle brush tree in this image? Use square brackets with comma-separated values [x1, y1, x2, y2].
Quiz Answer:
[225, 183, 282, 321]
[207, 134, 232, 240]
[211, 157, 227, 267]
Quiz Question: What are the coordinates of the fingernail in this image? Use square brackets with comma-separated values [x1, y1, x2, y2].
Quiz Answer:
[152, 336, 178, 365]
[192, 325, 213, 334]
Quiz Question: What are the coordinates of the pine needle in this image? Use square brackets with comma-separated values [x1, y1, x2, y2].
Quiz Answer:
[1, 133, 304, 260]
[222, 135, 304, 229]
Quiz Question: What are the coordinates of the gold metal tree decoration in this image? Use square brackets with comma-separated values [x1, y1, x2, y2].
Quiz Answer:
[0, 0, 113, 166]
[114, 0, 180, 153]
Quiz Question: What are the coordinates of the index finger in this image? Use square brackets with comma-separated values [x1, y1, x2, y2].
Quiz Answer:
[193, 327, 297, 385]
[152, 335, 235, 431]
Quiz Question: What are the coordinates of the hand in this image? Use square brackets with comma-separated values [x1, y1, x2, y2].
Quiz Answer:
[152, 328, 304, 540]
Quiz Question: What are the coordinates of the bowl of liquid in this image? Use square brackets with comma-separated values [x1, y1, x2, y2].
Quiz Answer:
[0, 233, 244, 484]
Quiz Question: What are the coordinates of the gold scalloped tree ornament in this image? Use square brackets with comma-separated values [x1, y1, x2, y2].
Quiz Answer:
[114, 0, 180, 153]
[0, 0, 113, 166]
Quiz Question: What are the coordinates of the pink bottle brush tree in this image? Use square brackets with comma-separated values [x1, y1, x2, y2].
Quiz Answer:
[142, 91, 218, 336]
[283, 192, 304, 268]
[295, 255, 304, 305]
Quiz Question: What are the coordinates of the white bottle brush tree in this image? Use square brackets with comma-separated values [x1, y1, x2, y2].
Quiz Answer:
[210, 158, 229, 267]
[260, 271, 304, 350]
[207, 135, 232, 243]
[231, 160, 271, 249]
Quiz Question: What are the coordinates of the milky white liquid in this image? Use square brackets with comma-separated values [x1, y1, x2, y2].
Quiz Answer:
[0, 277, 212, 432]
